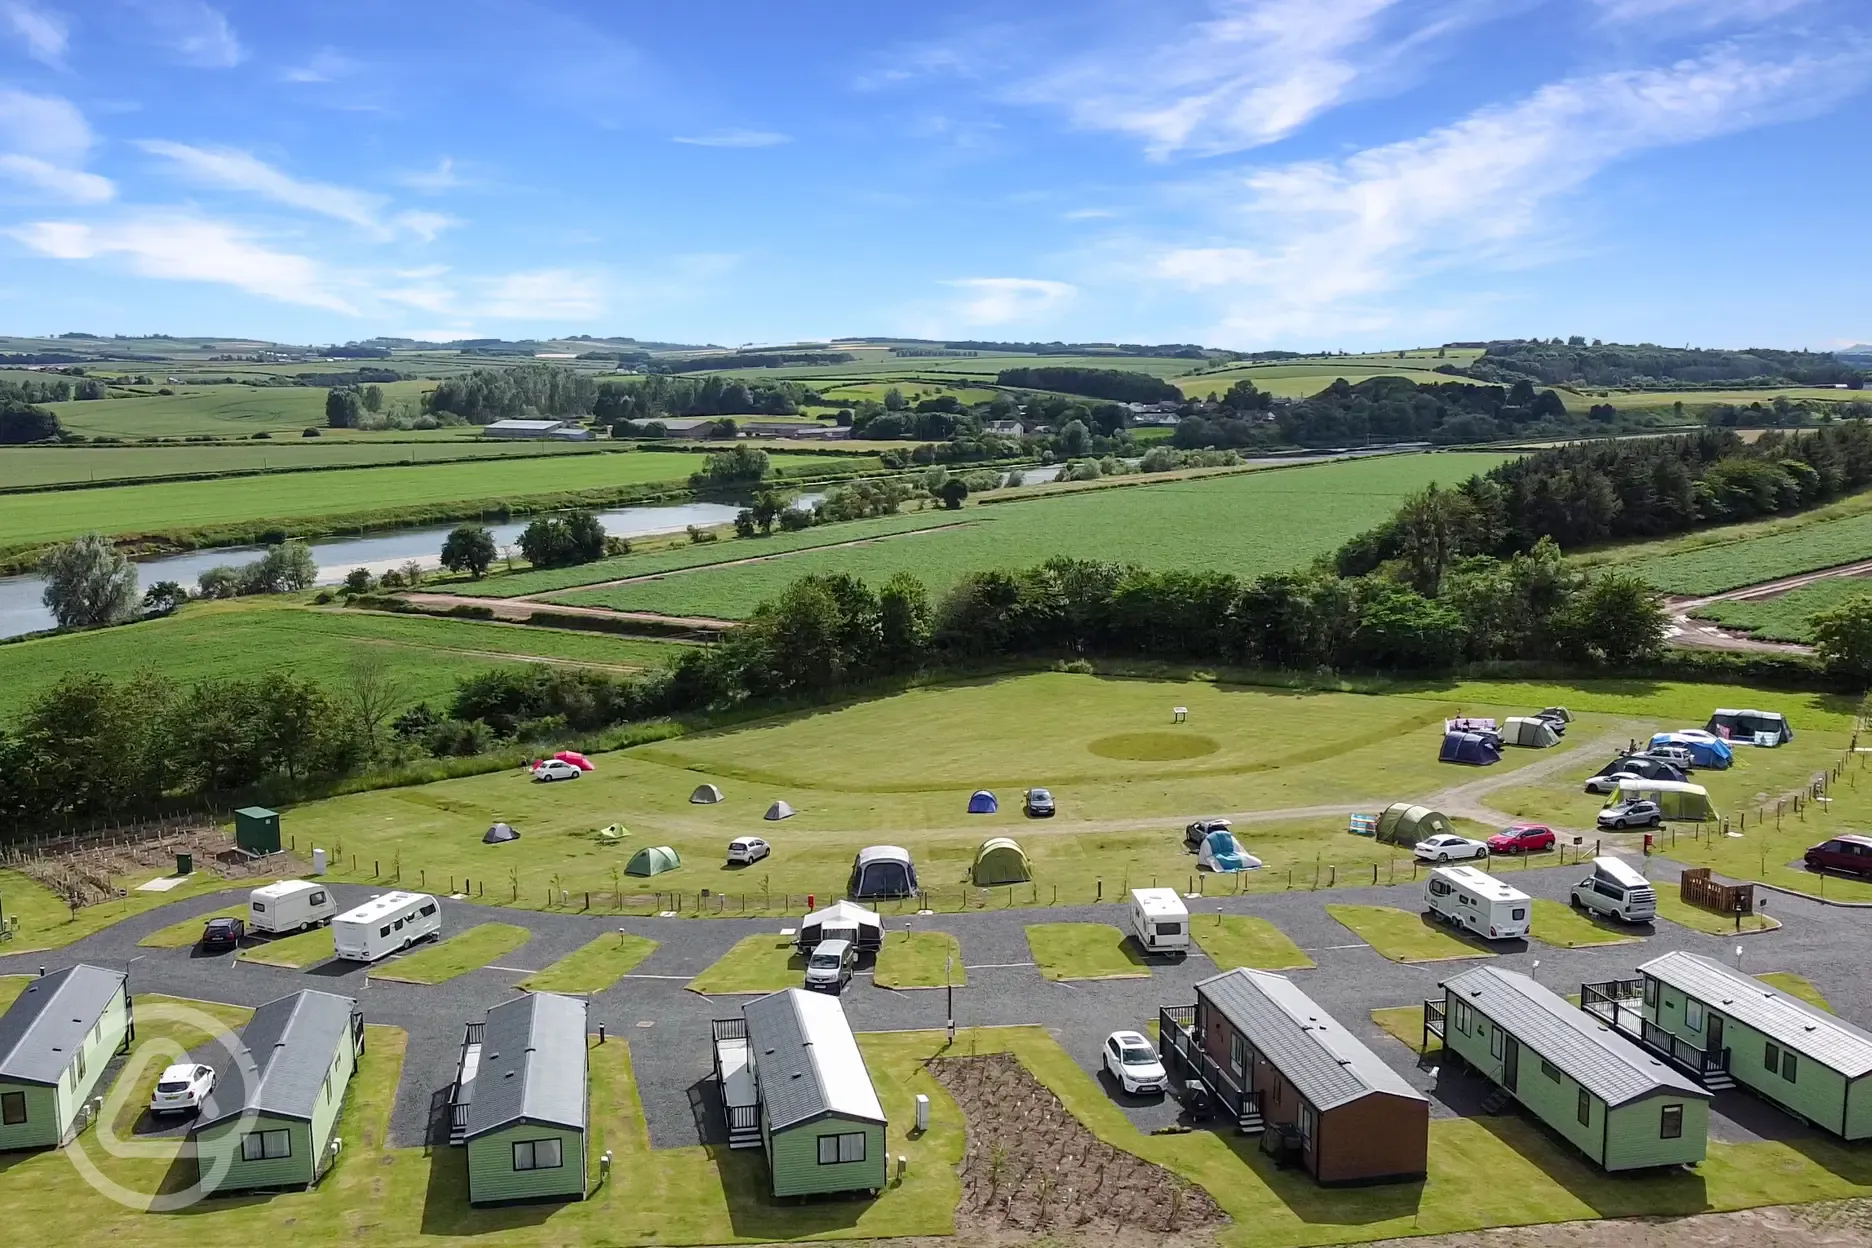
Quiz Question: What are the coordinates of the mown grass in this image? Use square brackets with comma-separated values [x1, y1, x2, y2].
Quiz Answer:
[1529, 898, 1643, 948]
[688, 933, 805, 994]
[872, 929, 964, 988]
[1189, 913, 1315, 969]
[1371, 1004, 1439, 1054]
[1757, 970, 1832, 1011]
[1025, 922, 1149, 980]
[1326, 904, 1495, 963]
[138, 903, 245, 948]
[1653, 890, 1781, 935]
[521, 932, 660, 993]
[0, 867, 236, 952]
[371, 921, 531, 983]
[1690, 578, 1872, 642]
[238, 925, 336, 967]
[0, 438, 610, 489]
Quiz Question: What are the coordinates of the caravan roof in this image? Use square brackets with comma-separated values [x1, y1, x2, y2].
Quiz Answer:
[463, 992, 588, 1139]
[1131, 887, 1186, 918]
[0, 965, 126, 1086]
[742, 989, 885, 1129]
[251, 879, 322, 902]
[194, 990, 358, 1129]
[336, 891, 432, 925]
[1640, 952, 1872, 1078]
[1433, 865, 1529, 902]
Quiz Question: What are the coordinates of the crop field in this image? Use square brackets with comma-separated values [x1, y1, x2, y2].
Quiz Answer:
[46, 380, 437, 438]
[1610, 507, 1872, 594]
[1690, 578, 1872, 642]
[0, 439, 615, 489]
[545, 452, 1509, 618]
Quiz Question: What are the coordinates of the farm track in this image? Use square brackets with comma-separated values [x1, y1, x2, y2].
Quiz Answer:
[1663, 558, 1872, 654]
[396, 592, 737, 632]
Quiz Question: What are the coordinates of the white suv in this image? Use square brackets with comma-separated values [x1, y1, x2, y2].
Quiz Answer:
[727, 836, 770, 865]
[1103, 1031, 1168, 1096]
[150, 1063, 216, 1115]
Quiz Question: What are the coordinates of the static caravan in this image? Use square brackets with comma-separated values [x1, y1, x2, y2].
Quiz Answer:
[1570, 856, 1657, 923]
[739, 989, 888, 1197]
[1439, 967, 1709, 1171]
[456, 992, 589, 1205]
[1609, 779, 1715, 823]
[1425, 866, 1530, 941]
[1129, 888, 1190, 956]
[191, 989, 364, 1195]
[249, 880, 338, 935]
[332, 891, 441, 962]
[1637, 952, 1872, 1139]
[0, 965, 132, 1151]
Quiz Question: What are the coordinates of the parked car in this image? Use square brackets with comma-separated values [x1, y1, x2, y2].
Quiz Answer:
[150, 1063, 216, 1115]
[1023, 787, 1056, 818]
[1804, 833, 1872, 878]
[1647, 744, 1695, 770]
[198, 916, 245, 951]
[1184, 817, 1232, 847]
[1534, 712, 1568, 737]
[1102, 1030, 1168, 1096]
[1584, 770, 1639, 795]
[1597, 800, 1662, 830]
[1487, 823, 1556, 855]
[727, 836, 770, 865]
[532, 758, 582, 782]
[803, 938, 856, 993]
[1413, 833, 1489, 863]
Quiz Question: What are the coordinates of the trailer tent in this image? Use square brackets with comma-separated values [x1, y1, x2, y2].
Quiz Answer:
[1439, 731, 1500, 766]
[1706, 709, 1793, 745]
[1649, 732, 1733, 769]
[1198, 830, 1260, 873]
[970, 837, 1031, 885]
[1609, 779, 1715, 822]
[483, 823, 520, 845]
[1375, 803, 1456, 847]
[966, 790, 998, 815]
[0, 965, 131, 1152]
[689, 783, 725, 804]
[764, 800, 795, 821]
[457, 992, 589, 1204]
[625, 846, 681, 877]
[1502, 717, 1560, 748]
[797, 900, 884, 952]
[849, 846, 918, 899]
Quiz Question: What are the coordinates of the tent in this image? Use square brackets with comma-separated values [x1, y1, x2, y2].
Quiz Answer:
[849, 845, 918, 899]
[1650, 732, 1733, 770]
[1540, 706, 1572, 723]
[553, 750, 594, 772]
[764, 800, 795, 821]
[1706, 708, 1794, 745]
[1439, 731, 1500, 766]
[625, 845, 682, 877]
[1375, 803, 1456, 847]
[797, 900, 884, 952]
[970, 837, 1031, 885]
[1595, 754, 1688, 783]
[689, 783, 725, 804]
[595, 824, 628, 843]
[483, 822, 520, 844]
[967, 790, 999, 815]
[1198, 830, 1261, 873]
[1502, 716, 1560, 748]
[1609, 779, 1715, 822]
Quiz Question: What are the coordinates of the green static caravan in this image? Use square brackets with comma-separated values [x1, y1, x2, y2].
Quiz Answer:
[1638, 952, 1872, 1139]
[740, 988, 887, 1198]
[453, 992, 589, 1206]
[190, 989, 365, 1195]
[0, 965, 132, 1151]
[1439, 967, 1710, 1172]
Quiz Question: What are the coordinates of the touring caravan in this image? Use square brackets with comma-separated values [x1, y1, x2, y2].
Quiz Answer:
[333, 891, 442, 962]
[1128, 888, 1189, 956]
[248, 880, 338, 935]
[1570, 857, 1657, 923]
[1424, 866, 1530, 940]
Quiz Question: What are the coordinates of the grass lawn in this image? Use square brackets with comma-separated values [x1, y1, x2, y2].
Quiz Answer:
[872, 929, 964, 988]
[1757, 970, 1833, 1012]
[45, 379, 434, 438]
[1325, 904, 1496, 963]
[0, 437, 608, 488]
[137, 903, 245, 948]
[1371, 1005, 1439, 1054]
[1189, 913, 1314, 970]
[1025, 922, 1149, 980]
[237, 925, 336, 968]
[688, 932, 805, 994]
[1529, 898, 1643, 949]
[1653, 891, 1781, 935]
[371, 921, 531, 983]
[0, 867, 236, 952]
[521, 932, 660, 993]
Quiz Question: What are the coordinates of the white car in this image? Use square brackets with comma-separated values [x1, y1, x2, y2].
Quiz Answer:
[150, 1062, 215, 1115]
[1103, 1030, 1168, 1096]
[727, 836, 770, 865]
[532, 759, 582, 783]
[1584, 770, 1639, 795]
[1413, 833, 1489, 863]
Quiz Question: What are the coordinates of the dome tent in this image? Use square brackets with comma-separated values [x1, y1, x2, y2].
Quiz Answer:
[690, 783, 725, 804]
[849, 845, 918, 899]
[625, 845, 682, 877]
[971, 837, 1031, 885]
[967, 790, 998, 815]
[1439, 731, 1500, 766]
[1374, 803, 1455, 847]
[764, 800, 795, 821]
[1198, 829, 1260, 873]
[483, 822, 520, 844]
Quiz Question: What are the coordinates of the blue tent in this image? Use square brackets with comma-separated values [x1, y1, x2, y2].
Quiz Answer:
[967, 790, 998, 814]
[1650, 732, 1733, 769]
[1198, 830, 1260, 873]
[1439, 731, 1500, 766]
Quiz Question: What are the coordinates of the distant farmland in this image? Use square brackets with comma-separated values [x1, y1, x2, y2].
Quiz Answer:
[1690, 578, 1872, 643]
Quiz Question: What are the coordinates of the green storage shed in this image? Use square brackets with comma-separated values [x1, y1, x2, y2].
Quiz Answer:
[235, 806, 282, 856]
[0, 965, 132, 1152]
[741, 988, 887, 1198]
[457, 992, 589, 1205]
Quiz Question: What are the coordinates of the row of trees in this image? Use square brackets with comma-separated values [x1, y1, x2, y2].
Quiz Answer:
[1464, 340, 1865, 389]
[593, 375, 808, 424]
[994, 366, 1182, 403]
[425, 365, 600, 424]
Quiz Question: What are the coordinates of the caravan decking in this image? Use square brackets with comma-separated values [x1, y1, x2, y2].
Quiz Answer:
[711, 1019, 761, 1149]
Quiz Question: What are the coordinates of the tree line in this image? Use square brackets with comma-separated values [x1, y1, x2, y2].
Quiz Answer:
[995, 366, 1182, 404]
[424, 365, 600, 424]
[595, 374, 808, 426]
[1460, 339, 1865, 389]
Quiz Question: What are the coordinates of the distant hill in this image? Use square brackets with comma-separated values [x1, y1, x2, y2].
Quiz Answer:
[1459, 339, 1863, 388]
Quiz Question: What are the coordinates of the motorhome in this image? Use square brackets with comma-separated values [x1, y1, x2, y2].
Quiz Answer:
[1424, 866, 1530, 940]
[332, 891, 442, 962]
[1570, 857, 1657, 923]
[1128, 887, 1189, 956]
[247, 880, 338, 935]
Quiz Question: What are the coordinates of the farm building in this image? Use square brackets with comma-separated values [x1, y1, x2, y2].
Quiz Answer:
[1375, 803, 1455, 847]
[481, 419, 593, 441]
[1435, 967, 1709, 1172]
[711, 989, 888, 1197]
[451, 992, 589, 1204]
[0, 965, 132, 1151]
[1160, 968, 1429, 1184]
[191, 989, 364, 1194]
[1607, 778, 1715, 822]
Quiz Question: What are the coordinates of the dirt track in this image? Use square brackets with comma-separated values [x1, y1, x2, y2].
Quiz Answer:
[1663, 556, 1872, 655]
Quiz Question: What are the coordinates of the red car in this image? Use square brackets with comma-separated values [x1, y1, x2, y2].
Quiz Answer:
[1487, 823, 1557, 854]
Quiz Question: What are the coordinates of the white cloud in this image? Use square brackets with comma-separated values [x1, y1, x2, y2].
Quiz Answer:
[138, 140, 386, 232]
[136, 0, 242, 68]
[1592, 0, 1813, 25]
[392, 210, 459, 243]
[943, 277, 1076, 325]
[398, 157, 463, 192]
[281, 49, 362, 84]
[670, 129, 790, 148]
[0, 154, 111, 201]
[0, 90, 111, 202]
[478, 269, 605, 320]
[3, 2, 68, 68]
[1063, 207, 1117, 221]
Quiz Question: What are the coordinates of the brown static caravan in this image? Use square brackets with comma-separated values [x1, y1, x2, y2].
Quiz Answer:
[1160, 968, 1429, 1185]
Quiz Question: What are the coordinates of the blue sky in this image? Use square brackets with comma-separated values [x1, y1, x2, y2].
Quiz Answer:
[0, 0, 1866, 351]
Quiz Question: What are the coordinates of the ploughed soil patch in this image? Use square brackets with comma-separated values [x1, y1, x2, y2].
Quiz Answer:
[928, 1053, 1223, 1237]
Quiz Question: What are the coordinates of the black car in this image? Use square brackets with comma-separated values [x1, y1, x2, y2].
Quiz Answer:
[1023, 787, 1056, 817]
[199, 916, 245, 951]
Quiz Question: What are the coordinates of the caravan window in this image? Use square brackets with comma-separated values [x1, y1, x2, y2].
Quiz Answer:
[1490, 1027, 1504, 1059]
[419, 903, 437, 917]
[1660, 1105, 1683, 1139]
[252, 902, 267, 913]
[1430, 879, 1450, 896]
[816, 1132, 865, 1165]
[379, 925, 392, 938]
[1643, 978, 1659, 1008]
[1511, 908, 1527, 921]
[1229, 1032, 1248, 1078]
[1297, 1105, 1315, 1147]
[1156, 922, 1182, 936]
[242, 1129, 292, 1161]
[513, 1138, 563, 1171]
[0, 1092, 24, 1125]
[1765, 1040, 1781, 1070]
[310, 891, 327, 906]
[1577, 1089, 1591, 1125]
[1782, 1052, 1798, 1082]
[1451, 1001, 1472, 1034]
[394, 918, 406, 932]
[1685, 1000, 1704, 1031]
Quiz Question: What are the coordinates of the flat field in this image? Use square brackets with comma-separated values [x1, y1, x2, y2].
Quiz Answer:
[0, 439, 611, 488]
[1582, 492, 1872, 594]
[46, 380, 435, 438]
[1690, 578, 1872, 641]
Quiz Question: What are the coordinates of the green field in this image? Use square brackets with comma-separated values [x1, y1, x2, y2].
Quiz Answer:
[1587, 492, 1872, 594]
[0, 439, 614, 489]
[1690, 578, 1872, 642]
[1325, 904, 1494, 963]
[238, 925, 335, 967]
[872, 929, 965, 988]
[46, 380, 435, 438]
[1189, 913, 1315, 969]
[688, 932, 805, 993]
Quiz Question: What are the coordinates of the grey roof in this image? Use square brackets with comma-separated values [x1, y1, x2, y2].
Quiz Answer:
[742, 989, 885, 1131]
[1197, 968, 1426, 1112]
[464, 992, 588, 1140]
[194, 990, 358, 1128]
[1442, 967, 1709, 1106]
[484, 419, 565, 431]
[0, 965, 126, 1086]
[855, 845, 911, 866]
[1641, 952, 1872, 1078]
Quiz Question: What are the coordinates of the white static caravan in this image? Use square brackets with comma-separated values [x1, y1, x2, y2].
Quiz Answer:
[248, 880, 339, 935]
[333, 891, 442, 962]
[1424, 865, 1531, 941]
[1128, 887, 1190, 956]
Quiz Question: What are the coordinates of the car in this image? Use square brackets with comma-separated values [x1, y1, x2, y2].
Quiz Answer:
[1102, 1030, 1168, 1096]
[1487, 823, 1556, 855]
[198, 916, 245, 951]
[1598, 800, 1662, 830]
[1023, 787, 1055, 818]
[1413, 833, 1489, 863]
[532, 759, 582, 782]
[1535, 712, 1568, 737]
[803, 938, 856, 993]
[1584, 770, 1640, 795]
[727, 836, 770, 865]
[1804, 834, 1872, 878]
[150, 1063, 215, 1115]
[1184, 817, 1232, 847]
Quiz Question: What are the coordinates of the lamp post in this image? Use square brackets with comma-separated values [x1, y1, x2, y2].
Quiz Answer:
[945, 954, 955, 1045]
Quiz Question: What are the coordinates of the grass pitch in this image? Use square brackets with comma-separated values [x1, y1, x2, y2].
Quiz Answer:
[371, 921, 531, 983]
[522, 932, 660, 993]
[1025, 922, 1149, 980]
[1189, 913, 1314, 970]
[873, 929, 965, 988]
[687, 932, 805, 994]
[1325, 904, 1495, 963]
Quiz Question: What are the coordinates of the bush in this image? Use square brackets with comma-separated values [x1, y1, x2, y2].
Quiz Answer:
[302, 427, 320, 437]
[518, 512, 607, 568]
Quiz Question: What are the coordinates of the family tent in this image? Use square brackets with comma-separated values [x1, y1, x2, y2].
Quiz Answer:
[1375, 803, 1456, 847]
[552, 750, 594, 772]
[689, 783, 725, 805]
[1198, 829, 1260, 873]
[796, 900, 884, 952]
[483, 822, 521, 845]
[763, 800, 796, 821]
[1650, 732, 1734, 770]
[967, 790, 999, 815]
[849, 846, 918, 899]
[1706, 709, 1794, 746]
[1610, 778, 1715, 822]
[625, 845, 682, 877]
[1439, 731, 1500, 766]
[1502, 717, 1560, 748]
[970, 837, 1031, 885]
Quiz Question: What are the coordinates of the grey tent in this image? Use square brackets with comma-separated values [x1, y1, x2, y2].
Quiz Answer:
[690, 783, 725, 805]
[1502, 716, 1560, 748]
[1374, 803, 1455, 847]
[797, 900, 884, 952]
[849, 845, 918, 899]
[483, 822, 520, 844]
[764, 800, 795, 821]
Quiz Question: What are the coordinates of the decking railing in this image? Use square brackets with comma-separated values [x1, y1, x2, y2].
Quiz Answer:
[1157, 1005, 1262, 1123]
[1581, 980, 1728, 1079]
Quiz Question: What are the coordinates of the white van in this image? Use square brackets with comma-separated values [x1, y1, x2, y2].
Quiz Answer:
[1424, 865, 1530, 940]
[332, 891, 442, 962]
[1569, 856, 1657, 923]
[1128, 887, 1189, 957]
[248, 880, 338, 935]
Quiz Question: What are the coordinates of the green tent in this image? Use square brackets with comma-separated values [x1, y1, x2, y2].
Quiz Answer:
[1609, 779, 1716, 822]
[625, 845, 682, 877]
[1374, 802, 1455, 846]
[971, 837, 1032, 885]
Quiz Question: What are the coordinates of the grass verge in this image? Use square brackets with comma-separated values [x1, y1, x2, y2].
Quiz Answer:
[371, 921, 531, 984]
[1757, 970, 1832, 1012]
[688, 933, 804, 994]
[873, 930, 964, 988]
[137, 904, 245, 948]
[522, 932, 660, 993]
[1371, 1005, 1438, 1055]
[1529, 898, 1644, 949]
[1653, 891, 1782, 935]
[1325, 903, 1496, 963]
[1025, 922, 1149, 980]
[1190, 913, 1315, 970]
[238, 925, 336, 968]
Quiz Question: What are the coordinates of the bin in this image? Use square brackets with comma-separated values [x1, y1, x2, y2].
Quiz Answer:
[176, 852, 193, 876]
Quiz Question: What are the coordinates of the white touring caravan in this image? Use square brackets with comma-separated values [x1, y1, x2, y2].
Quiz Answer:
[333, 891, 442, 962]
[248, 880, 339, 935]
[1128, 887, 1190, 957]
[1424, 865, 1531, 940]
[1569, 856, 1657, 923]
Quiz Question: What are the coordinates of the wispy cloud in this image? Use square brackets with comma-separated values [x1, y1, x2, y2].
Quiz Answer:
[670, 128, 790, 148]
[0, 89, 112, 202]
[392, 210, 459, 243]
[398, 156, 464, 192]
[1063, 207, 1117, 221]
[281, 48, 362, 84]
[0, 154, 111, 202]
[943, 276, 1076, 325]
[138, 140, 386, 232]
[478, 269, 605, 320]
[135, 0, 242, 68]
[3, 1, 68, 68]
[1591, 0, 1815, 25]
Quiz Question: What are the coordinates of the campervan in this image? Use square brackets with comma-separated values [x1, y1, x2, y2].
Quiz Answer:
[248, 880, 338, 935]
[332, 891, 442, 962]
[1127, 887, 1189, 957]
[1569, 857, 1657, 923]
[1424, 866, 1530, 940]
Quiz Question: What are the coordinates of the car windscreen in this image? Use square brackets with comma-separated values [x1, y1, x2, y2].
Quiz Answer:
[808, 954, 840, 968]
[1121, 1046, 1156, 1064]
